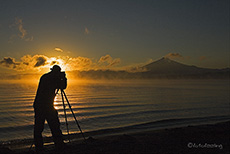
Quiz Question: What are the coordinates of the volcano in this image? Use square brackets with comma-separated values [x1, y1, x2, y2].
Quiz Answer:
[71, 57, 229, 79]
[142, 57, 229, 76]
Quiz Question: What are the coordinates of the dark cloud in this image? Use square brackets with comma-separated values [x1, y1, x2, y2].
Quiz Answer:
[51, 61, 58, 65]
[0, 54, 122, 72]
[23, 62, 29, 65]
[1, 55, 50, 71]
[0, 57, 19, 68]
[34, 56, 47, 67]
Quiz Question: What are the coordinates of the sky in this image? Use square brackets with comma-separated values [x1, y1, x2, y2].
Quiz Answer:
[0, 0, 229, 75]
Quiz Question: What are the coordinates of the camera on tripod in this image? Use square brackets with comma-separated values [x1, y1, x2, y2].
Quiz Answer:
[57, 71, 67, 90]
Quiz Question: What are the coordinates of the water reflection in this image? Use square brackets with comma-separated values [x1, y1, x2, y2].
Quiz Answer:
[0, 80, 229, 142]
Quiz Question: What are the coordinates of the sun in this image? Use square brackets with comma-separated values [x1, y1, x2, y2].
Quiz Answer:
[46, 57, 68, 71]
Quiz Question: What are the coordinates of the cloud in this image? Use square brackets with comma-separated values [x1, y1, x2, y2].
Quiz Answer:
[99, 55, 112, 63]
[85, 27, 90, 34]
[0, 55, 49, 71]
[10, 18, 33, 42]
[109, 58, 121, 66]
[15, 18, 27, 39]
[0, 54, 121, 72]
[99, 55, 121, 66]
[0, 57, 20, 68]
[0, 55, 91, 71]
[164, 53, 183, 59]
[34, 56, 47, 67]
[64, 56, 92, 70]
[54, 47, 64, 52]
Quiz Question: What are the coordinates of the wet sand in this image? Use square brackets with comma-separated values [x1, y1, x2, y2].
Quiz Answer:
[1, 121, 229, 154]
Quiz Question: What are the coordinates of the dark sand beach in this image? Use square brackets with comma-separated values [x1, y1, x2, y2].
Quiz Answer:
[1, 121, 229, 154]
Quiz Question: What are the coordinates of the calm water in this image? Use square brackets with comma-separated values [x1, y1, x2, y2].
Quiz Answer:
[0, 79, 229, 143]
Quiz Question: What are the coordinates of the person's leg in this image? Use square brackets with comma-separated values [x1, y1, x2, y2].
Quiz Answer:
[46, 108, 64, 150]
[34, 109, 45, 152]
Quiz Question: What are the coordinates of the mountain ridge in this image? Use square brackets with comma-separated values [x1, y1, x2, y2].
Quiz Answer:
[71, 57, 229, 79]
[142, 57, 229, 75]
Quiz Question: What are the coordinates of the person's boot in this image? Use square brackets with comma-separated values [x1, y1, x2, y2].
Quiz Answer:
[35, 147, 45, 154]
[54, 140, 66, 152]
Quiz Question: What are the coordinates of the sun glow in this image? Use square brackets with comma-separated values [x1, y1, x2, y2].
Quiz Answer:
[54, 95, 63, 110]
[46, 57, 67, 71]
[54, 96, 58, 109]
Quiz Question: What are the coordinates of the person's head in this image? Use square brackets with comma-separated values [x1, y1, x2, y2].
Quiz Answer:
[50, 65, 61, 73]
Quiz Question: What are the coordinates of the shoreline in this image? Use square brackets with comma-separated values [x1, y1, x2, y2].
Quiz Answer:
[1, 115, 229, 147]
[1, 120, 229, 154]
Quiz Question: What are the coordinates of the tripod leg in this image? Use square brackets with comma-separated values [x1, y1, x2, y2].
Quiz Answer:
[28, 141, 34, 152]
[61, 90, 86, 141]
[61, 91, 71, 143]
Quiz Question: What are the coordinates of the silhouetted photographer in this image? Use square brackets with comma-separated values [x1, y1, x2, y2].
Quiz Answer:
[33, 65, 67, 153]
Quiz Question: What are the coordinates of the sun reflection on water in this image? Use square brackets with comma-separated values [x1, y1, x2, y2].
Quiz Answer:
[54, 95, 62, 110]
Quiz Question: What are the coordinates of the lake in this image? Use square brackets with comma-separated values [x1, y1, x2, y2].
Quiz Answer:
[0, 79, 229, 144]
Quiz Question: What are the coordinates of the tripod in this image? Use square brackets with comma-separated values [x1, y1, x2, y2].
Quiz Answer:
[59, 89, 86, 142]
[29, 89, 86, 152]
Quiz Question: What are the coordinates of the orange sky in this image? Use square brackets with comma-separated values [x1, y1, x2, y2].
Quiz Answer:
[0, 0, 229, 77]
